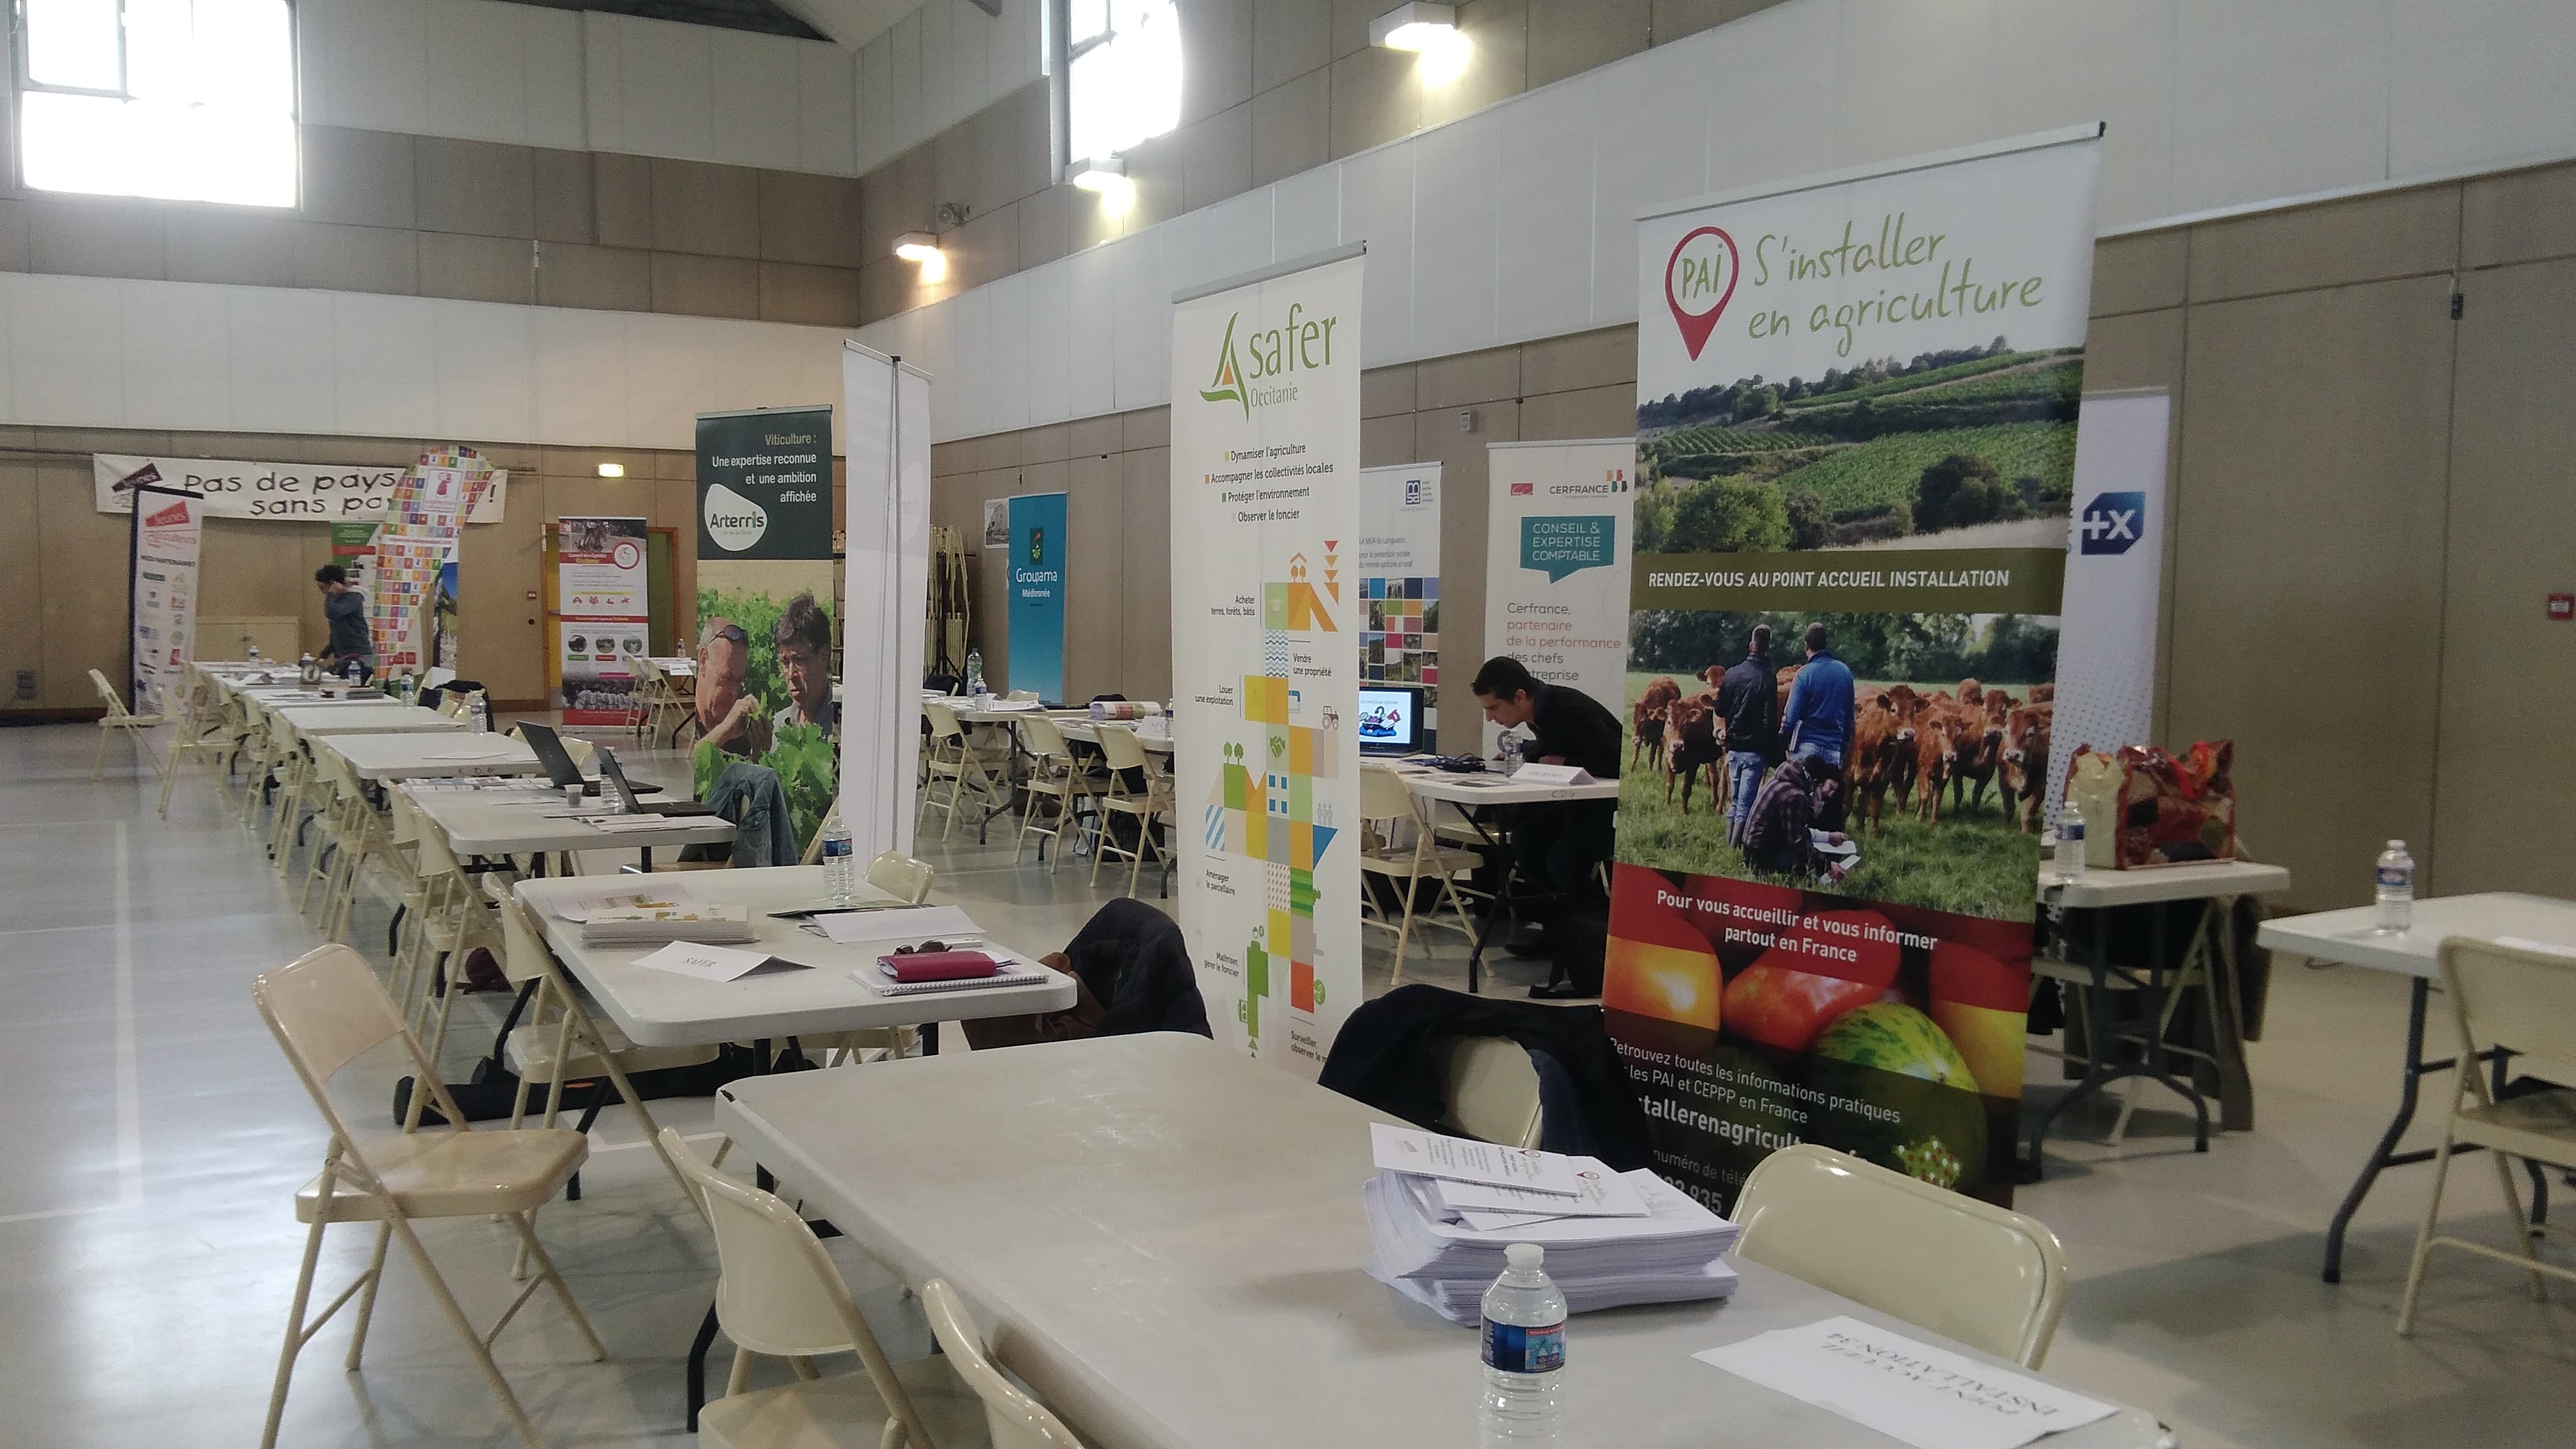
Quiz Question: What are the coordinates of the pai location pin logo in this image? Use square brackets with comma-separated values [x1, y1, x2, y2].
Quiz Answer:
[1664, 226, 1738, 361]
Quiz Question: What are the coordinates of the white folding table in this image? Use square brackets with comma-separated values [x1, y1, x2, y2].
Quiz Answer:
[274, 703, 465, 735]
[2257, 892, 2576, 1282]
[1385, 762, 1623, 993]
[323, 733, 548, 781]
[2023, 860, 2294, 1176]
[715, 1033, 2170, 1449]
[406, 787, 736, 872]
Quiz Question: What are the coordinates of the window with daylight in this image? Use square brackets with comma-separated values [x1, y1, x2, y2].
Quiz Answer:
[14, 0, 299, 208]
[1065, 0, 1180, 167]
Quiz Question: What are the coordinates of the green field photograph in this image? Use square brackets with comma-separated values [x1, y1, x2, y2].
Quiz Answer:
[1614, 609, 2057, 919]
[1632, 338, 2081, 553]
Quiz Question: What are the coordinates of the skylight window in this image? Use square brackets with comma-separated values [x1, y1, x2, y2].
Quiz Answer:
[14, 0, 299, 208]
[1065, 0, 1180, 170]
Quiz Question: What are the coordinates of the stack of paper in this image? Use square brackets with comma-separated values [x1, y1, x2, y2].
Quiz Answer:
[1362, 1125, 1740, 1325]
[553, 886, 756, 945]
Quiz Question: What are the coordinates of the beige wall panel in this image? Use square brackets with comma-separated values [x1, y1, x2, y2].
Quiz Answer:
[1417, 345, 1522, 409]
[756, 170, 867, 269]
[1519, 384, 1635, 442]
[2430, 257, 2576, 897]
[1123, 407, 1172, 452]
[419, 231, 538, 306]
[1521, 326, 1636, 397]
[595, 153, 655, 251]
[1020, 424, 1074, 467]
[2089, 231, 2189, 317]
[1360, 413, 1414, 466]
[1653, 0, 1784, 44]
[1327, 45, 1416, 159]
[1184, 0, 1257, 125]
[650, 159, 762, 259]
[0, 198, 31, 271]
[164, 212, 298, 288]
[0, 465, 42, 709]
[1250, 67, 1330, 188]
[1070, 414, 1124, 459]
[303, 126, 418, 231]
[462, 498, 546, 703]
[1415, 401, 1518, 723]
[1184, 101, 1256, 211]
[196, 518, 330, 655]
[2077, 307, 2187, 742]
[1065, 452, 1126, 701]
[1360, 362, 1418, 419]
[1424, 0, 1528, 126]
[2169, 275, 2455, 909]
[757, 262, 867, 326]
[537, 243, 653, 311]
[1530, 0, 1650, 89]
[1120, 446, 1175, 701]
[2460, 160, 2576, 269]
[2186, 187, 2458, 304]
[36, 461, 132, 708]
[293, 222, 419, 295]
[530, 148, 597, 245]
[1017, 183, 1073, 271]
[30, 200, 165, 279]
[1253, 0, 1333, 92]
[414, 138, 537, 239]
[650, 252, 762, 319]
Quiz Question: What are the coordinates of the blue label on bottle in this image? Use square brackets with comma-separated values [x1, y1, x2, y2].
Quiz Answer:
[2377, 866, 2409, 889]
[1482, 1319, 1565, 1375]
[823, 835, 853, 859]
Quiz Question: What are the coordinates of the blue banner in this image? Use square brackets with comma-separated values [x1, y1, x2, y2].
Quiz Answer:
[1007, 492, 1067, 703]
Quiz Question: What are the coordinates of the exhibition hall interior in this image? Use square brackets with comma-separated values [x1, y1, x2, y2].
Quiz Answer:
[8, 1, 2576, 1446]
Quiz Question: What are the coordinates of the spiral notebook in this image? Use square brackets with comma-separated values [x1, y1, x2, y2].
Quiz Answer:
[853, 959, 1053, 996]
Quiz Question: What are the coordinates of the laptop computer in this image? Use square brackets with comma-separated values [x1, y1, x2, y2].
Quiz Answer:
[598, 747, 717, 817]
[514, 721, 598, 794]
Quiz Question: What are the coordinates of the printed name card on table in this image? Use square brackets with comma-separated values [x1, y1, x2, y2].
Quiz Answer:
[1508, 762, 1596, 786]
[1370, 1123, 1582, 1196]
[635, 941, 807, 982]
[1696, 1316, 2118, 1449]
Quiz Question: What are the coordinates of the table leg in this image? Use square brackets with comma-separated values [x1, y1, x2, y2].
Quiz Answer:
[2324, 977, 2431, 1283]
[921, 1022, 940, 1056]
[685, 1303, 719, 1430]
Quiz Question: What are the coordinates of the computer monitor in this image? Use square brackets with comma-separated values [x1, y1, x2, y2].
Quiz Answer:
[1356, 686, 1424, 755]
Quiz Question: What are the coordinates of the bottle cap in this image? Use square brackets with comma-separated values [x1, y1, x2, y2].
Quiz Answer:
[1506, 1242, 1543, 1270]
[2387, 840, 2404, 849]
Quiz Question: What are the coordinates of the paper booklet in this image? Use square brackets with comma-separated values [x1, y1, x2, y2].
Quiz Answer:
[582, 902, 755, 945]
[547, 884, 697, 923]
[1435, 1157, 1650, 1221]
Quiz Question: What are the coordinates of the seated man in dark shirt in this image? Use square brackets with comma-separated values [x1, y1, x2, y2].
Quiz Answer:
[1470, 657, 1623, 999]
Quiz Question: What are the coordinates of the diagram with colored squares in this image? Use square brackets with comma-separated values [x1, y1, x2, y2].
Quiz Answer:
[1208, 547, 1346, 1057]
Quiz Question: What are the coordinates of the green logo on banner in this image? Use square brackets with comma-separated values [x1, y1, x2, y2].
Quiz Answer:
[1201, 313, 1250, 419]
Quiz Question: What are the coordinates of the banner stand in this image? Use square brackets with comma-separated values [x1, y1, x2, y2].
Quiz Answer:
[840, 345, 933, 863]
[126, 482, 204, 715]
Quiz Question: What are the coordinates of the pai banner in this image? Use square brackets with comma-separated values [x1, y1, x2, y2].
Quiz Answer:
[1357, 462, 1441, 743]
[1006, 492, 1068, 703]
[1617, 127, 2103, 1210]
[127, 484, 202, 716]
[1484, 440, 1636, 759]
[1170, 247, 1363, 1079]
[555, 517, 650, 724]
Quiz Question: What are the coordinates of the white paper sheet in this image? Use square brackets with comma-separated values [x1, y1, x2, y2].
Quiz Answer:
[1695, 1316, 2118, 1449]
[634, 941, 801, 982]
[1437, 1157, 1648, 1219]
[1509, 762, 1596, 786]
[814, 904, 982, 945]
[580, 814, 702, 832]
[1369, 1124, 1581, 1196]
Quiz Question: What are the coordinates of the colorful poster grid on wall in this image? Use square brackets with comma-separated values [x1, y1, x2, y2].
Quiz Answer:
[1359, 576, 1438, 687]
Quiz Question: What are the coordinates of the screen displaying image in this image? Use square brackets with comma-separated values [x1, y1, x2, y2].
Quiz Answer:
[1357, 687, 1419, 751]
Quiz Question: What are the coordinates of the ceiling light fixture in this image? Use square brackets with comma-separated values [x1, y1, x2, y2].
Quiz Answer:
[1070, 155, 1135, 219]
[596, 462, 625, 478]
[1369, 3, 1457, 52]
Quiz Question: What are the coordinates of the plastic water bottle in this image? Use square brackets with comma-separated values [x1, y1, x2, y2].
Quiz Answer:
[965, 649, 985, 697]
[246, 643, 260, 665]
[2055, 790, 2087, 880]
[822, 824, 857, 902]
[1479, 1243, 1566, 1446]
[2375, 840, 2414, 933]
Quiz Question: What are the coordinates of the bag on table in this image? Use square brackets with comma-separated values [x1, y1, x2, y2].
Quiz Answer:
[2065, 748, 2124, 870]
[2112, 741, 2236, 867]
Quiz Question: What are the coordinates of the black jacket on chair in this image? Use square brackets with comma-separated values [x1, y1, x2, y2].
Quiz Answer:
[1318, 984, 1653, 1169]
[1066, 897, 1212, 1038]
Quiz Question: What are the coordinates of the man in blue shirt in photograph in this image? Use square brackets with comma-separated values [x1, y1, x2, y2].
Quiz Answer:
[1780, 621, 1855, 829]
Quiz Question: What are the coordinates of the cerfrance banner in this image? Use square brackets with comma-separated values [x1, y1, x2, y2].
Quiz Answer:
[556, 518, 650, 725]
[1483, 440, 1637, 759]
[128, 485, 203, 717]
[1006, 492, 1069, 703]
[1357, 462, 1442, 743]
[2053, 389, 2169, 765]
[841, 344, 933, 863]
[1170, 245, 1364, 1079]
[1618, 126, 2102, 1212]
[95, 453, 506, 523]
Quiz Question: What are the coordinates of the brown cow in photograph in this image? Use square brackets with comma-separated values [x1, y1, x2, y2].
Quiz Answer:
[1846, 685, 1928, 835]
[1944, 690, 2012, 818]
[1999, 702, 2053, 834]
[1662, 695, 1725, 815]
[2028, 682, 2054, 704]
[1914, 703, 1973, 824]
[1632, 675, 1682, 771]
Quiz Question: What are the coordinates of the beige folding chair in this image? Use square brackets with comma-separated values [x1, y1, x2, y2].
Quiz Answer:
[253, 946, 604, 1449]
[921, 1280, 1090, 1449]
[1731, 1143, 2067, 1368]
[1090, 726, 1165, 894]
[1013, 716, 1091, 869]
[269, 718, 333, 872]
[408, 819, 510, 1058]
[160, 670, 235, 818]
[87, 668, 167, 781]
[660, 1130, 987, 1449]
[2397, 936, 2576, 1335]
[920, 702, 1007, 843]
[1357, 764, 1483, 983]
[313, 750, 404, 942]
[1437, 1036, 1545, 1148]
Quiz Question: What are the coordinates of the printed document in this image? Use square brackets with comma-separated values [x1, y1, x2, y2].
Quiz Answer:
[814, 904, 982, 945]
[1369, 1124, 1580, 1196]
[634, 941, 802, 982]
[1436, 1157, 1648, 1219]
[1695, 1316, 2118, 1449]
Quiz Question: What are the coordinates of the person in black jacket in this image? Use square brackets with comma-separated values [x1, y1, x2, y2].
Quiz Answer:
[1714, 625, 1780, 845]
[1472, 657, 1621, 997]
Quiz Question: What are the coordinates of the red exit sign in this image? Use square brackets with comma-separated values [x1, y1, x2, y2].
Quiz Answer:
[2550, 593, 2574, 621]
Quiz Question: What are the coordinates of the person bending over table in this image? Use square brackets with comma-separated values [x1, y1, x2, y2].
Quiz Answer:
[312, 565, 376, 684]
[1470, 657, 1621, 999]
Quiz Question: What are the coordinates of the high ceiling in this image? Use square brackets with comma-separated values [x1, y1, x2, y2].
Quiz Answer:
[502, 0, 939, 47]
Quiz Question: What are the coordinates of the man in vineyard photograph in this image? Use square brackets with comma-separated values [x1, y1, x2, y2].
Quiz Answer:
[1781, 622, 1857, 828]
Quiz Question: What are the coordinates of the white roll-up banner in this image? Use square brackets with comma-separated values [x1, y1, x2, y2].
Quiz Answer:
[1483, 440, 1639, 758]
[1169, 246, 1365, 1077]
[1357, 462, 1442, 743]
[841, 343, 934, 863]
[128, 485, 203, 716]
[2053, 389, 2170, 763]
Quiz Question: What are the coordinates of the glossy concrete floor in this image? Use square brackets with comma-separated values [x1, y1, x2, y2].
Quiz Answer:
[4, 719, 2570, 1448]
